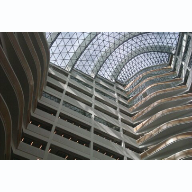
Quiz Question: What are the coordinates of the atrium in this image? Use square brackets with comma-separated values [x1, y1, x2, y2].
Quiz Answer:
[0, 32, 192, 160]
[46, 32, 179, 83]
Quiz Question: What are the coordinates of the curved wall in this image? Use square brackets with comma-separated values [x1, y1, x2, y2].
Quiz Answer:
[0, 32, 49, 159]
[0, 32, 191, 160]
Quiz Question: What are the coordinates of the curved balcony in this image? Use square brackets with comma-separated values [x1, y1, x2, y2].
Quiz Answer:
[141, 132, 192, 160]
[15, 33, 42, 111]
[34, 33, 49, 92]
[28, 33, 49, 95]
[124, 64, 169, 90]
[0, 44, 24, 147]
[0, 32, 49, 159]
[164, 149, 192, 160]
[0, 95, 12, 159]
[127, 71, 176, 98]
[132, 93, 192, 122]
[0, 33, 35, 128]
[134, 104, 192, 133]
[127, 78, 182, 108]
[137, 116, 192, 146]
[129, 85, 187, 112]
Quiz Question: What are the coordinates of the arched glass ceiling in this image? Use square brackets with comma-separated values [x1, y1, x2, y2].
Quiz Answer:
[74, 32, 127, 75]
[74, 32, 145, 76]
[98, 33, 178, 81]
[46, 32, 179, 84]
[117, 52, 169, 83]
[48, 32, 90, 69]
[46, 32, 52, 39]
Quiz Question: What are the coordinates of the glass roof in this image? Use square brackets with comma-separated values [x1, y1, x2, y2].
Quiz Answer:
[117, 52, 169, 83]
[46, 32, 179, 84]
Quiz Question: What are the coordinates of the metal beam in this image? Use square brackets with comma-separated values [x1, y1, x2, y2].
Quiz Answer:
[64, 32, 100, 72]
[47, 32, 61, 48]
[110, 45, 173, 81]
[91, 32, 148, 78]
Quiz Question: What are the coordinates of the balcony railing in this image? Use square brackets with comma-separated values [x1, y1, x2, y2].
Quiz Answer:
[127, 78, 182, 107]
[124, 64, 168, 90]
[129, 85, 187, 112]
[164, 148, 192, 160]
[126, 71, 176, 97]
[137, 116, 192, 145]
[140, 132, 192, 159]
[134, 104, 192, 133]
[132, 93, 192, 121]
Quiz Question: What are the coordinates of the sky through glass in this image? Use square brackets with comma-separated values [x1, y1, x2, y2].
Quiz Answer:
[46, 32, 179, 84]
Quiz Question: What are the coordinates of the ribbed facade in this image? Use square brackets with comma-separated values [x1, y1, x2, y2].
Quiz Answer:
[0, 32, 49, 159]
[0, 32, 191, 160]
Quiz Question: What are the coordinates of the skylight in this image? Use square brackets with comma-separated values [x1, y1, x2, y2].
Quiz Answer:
[46, 32, 179, 84]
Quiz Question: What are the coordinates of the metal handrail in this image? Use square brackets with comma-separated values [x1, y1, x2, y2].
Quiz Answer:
[132, 93, 192, 121]
[129, 85, 187, 112]
[124, 64, 169, 90]
[164, 148, 192, 160]
[140, 132, 192, 159]
[134, 104, 192, 133]
[127, 78, 182, 107]
[126, 71, 176, 97]
[137, 116, 192, 145]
